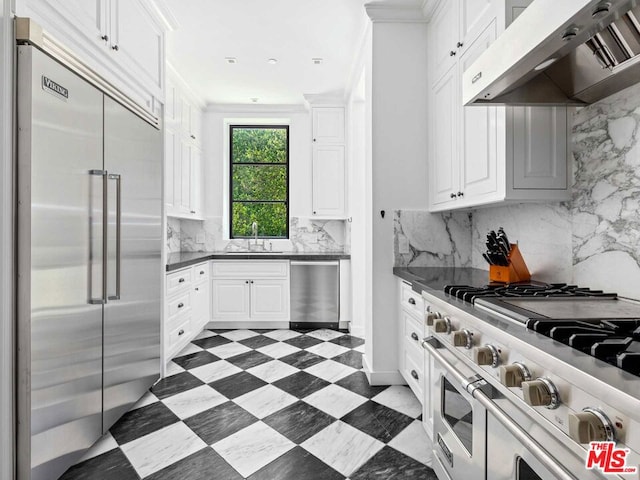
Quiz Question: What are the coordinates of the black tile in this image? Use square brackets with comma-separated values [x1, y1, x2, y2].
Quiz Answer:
[251, 329, 276, 333]
[279, 350, 326, 369]
[330, 335, 365, 348]
[248, 446, 343, 480]
[226, 350, 273, 370]
[209, 329, 233, 333]
[145, 447, 242, 480]
[59, 449, 139, 480]
[341, 401, 415, 443]
[335, 371, 388, 399]
[172, 351, 220, 370]
[110, 402, 179, 445]
[350, 446, 437, 480]
[150, 371, 204, 400]
[283, 335, 324, 349]
[273, 371, 330, 399]
[192, 335, 232, 349]
[263, 401, 336, 444]
[239, 335, 278, 349]
[332, 350, 363, 369]
[185, 401, 258, 445]
[209, 371, 267, 399]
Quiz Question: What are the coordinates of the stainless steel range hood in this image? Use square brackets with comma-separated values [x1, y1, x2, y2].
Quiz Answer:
[463, 0, 640, 106]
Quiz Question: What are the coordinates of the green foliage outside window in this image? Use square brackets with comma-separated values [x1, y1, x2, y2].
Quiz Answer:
[230, 126, 289, 238]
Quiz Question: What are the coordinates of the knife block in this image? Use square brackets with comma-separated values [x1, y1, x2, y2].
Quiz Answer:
[489, 244, 531, 283]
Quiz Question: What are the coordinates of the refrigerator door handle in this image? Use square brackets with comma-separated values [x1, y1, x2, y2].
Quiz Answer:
[108, 173, 121, 300]
[89, 169, 107, 304]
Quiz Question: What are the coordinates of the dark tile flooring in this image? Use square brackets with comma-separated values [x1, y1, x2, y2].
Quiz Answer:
[60, 328, 436, 479]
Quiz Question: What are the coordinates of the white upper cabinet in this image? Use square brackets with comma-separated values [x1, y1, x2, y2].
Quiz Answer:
[458, 0, 493, 53]
[312, 108, 345, 144]
[429, 0, 458, 85]
[51, 0, 108, 42]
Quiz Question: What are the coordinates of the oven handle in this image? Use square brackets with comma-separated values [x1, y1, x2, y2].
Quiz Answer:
[421, 336, 576, 480]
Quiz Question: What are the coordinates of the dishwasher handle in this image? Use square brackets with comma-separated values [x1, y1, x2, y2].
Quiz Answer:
[291, 260, 340, 266]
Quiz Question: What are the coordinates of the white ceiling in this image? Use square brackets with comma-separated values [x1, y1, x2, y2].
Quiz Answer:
[165, 0, 369, 106]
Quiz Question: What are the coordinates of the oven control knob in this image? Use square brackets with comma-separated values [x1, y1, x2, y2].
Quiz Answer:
[452, 329, 473, 349]
[425, 311, 442, 326]
[433, 317, 452, 334]
[568, 408, 616, 444]
[498, 362, 531, 387]
[474, 345, 501, 367]
[521, 377, 560, 409]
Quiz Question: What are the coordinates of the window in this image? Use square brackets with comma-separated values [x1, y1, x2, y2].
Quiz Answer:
[229, 125, 289, 238]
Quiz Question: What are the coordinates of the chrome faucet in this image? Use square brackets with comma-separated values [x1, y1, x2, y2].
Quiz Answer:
[251, 221, 258, 242]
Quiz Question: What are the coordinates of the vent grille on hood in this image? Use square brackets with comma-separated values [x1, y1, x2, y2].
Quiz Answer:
[587, 6, 640, 68]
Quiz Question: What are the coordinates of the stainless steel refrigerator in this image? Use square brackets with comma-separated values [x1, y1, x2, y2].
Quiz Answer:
[16, 45, 162, 480]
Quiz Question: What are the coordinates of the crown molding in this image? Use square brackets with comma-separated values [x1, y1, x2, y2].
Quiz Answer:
[365, 0, 427, 23]
[421, 0, 440, 21]
[303, 93, 346, 106]
[205, 103, 309, 114]
[146, 0, 180, 32]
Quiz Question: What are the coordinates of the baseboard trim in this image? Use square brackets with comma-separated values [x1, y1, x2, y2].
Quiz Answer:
[206, 321, 290, 329]
[348, 324, 365, 338]
[362, 356, 406, 386]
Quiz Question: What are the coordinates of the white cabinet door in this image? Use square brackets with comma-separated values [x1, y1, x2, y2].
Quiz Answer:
[312, 145, 345, 216]
[191, 147, 202, 216]
[312, 107, 345, 144]
[458, 0, 493, 53]
[165, 80, 181, 130]
[190, 105, 202, 143]
[192, 280, 210, 330]
[429, 0, 458, 86]
[211, 280, 250, 320]
[42, 0, 108, 43]
[165, 129, 177, 210]
[250, 280, 289, 320]
[179, 141, 193, 215]
[430, 68, 458, 207]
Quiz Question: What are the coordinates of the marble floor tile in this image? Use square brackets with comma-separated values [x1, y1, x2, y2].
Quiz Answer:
[162, 385, 228, 420]
[194, 329, 217, 340]
[189, 360, 242, 384]
[145, 447, 242, 480]
[301, 421, 384, 477]
[192, 335, 233, 349]
[263, 329, 303, 341]
[305, 342, 351, 359]
[209, 371, 267, 399]
[219, 329, 260, 341]
[207, 342, 252, 359]
[164, 361, 185, 377]
[303, 384, 368, 419]
[256, 341, 301, 359]
[350, 446, 438, 480]
[110, 402, 179, 445]
[234, 384, 298, 419]
[330, 335, 365, 348]
[175, 343, 204, 357]
[272, 371, 331, 399]
[247, 446, 343, 480]
[306, 329, 346, 341]
[239, 334, 278, 349]
[121, 422, 206, 478]
[304, 360, 357, 383]
[371, 385, 422, 418]
[279, 350, 326, 369]
[129, 391, 158, 411]
[212, 421, 295, 478]
[76, 432, 118, 463]
[246, 359, 300, 383]
[331, 350, 363, 369]
[172, 351, 219, 370]
[60, 448, 138, 480]
[335, 371, 389, 399]
[263, 401, 336, 444]
[283, 335, 324, 349]
[150, 372, 204, 400]
[226, 350, 273, 370]
[388, 420, 433, 466]
[184, 401, 258, 445]
[354, 344, 365, 353]
[340, 401, 415, 443]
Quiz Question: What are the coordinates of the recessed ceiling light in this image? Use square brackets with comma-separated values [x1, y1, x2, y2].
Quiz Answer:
[225, 57, 237, 64]
[267, 58, 278, 65]
[312, 58, 323, 65]
[250, 98, 259, 103]
[534, 58, 558, 71]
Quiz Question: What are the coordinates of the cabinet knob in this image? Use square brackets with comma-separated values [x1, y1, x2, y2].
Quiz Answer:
[112, 45, 119, 51]
[411, 332, 419, 341]
[449, 50, 456, 57]
[191, 134, 196, 140]
[250, 280, 254, 284]
[101, 34, 109, 42]
[178, 278, 185, 283]
[457, 41, 463, 48]
[408, 297, 416, 305]
[313, 211, 317, 215]
[245, 280, 249, 284]
[200, 271, 205, 275]
[450, 193, 457, 199]
[313, 138, 316, 142]
[178, 303, 184, 308]
[411, 370, 419, 380]
[457, 191, 464, 197]
[195, 287, 199, 291]
[178, 329, 185, 336]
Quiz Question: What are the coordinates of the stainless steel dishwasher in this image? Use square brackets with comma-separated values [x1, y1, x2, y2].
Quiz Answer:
[290, 260, 339, 329]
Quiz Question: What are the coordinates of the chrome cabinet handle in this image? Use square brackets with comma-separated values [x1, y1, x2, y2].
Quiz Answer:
[450, 193, 457, 198]
[108, 173, 121, 301]
[411, 370, 419, 380]
[190, 210, 196, 214]
[411, 332, 419, 341]
[178, 303, 184, 308]
[101, 35, 109, 42]
[200, 270, 205, 275]
[89, 170, 108, 305]
[408, 297, 416, 305]
[449, 50, 456, 56]
[178, 329, 185, 336]
[112, 45, 119, 51]
[457, 191, 464, 197]
[178, 278, 185, 283]
[457, 41, 463, 48]
[190, 134, 196, 139]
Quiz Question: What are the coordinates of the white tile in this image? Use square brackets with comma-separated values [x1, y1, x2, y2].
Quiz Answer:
[212, 421, 294, 477]
[305, 342, 350, 359]
[219, 329, 259, 341]
[247, 360, 299, 383]
[190, 360, 242, 383]
[194, 329, 217, 340]
[233, 385, 297, 419]
[162, 385, 227, 419]
[388, 420, 433, 466]
[176, 343, 204, 357]
[304, 360, 357, 383]
[354, 344, 365, 353]
[165, 361, 185, 377]
[207, 342, 252, 359]
[263, 329, 302, 341]
[303, 384, 367, 418]
[306, 329, 345, 341]
[371, 385, 422, 418]
[122, 422, 206, 478]
[130, 391, 159, 411]
[301, 421, 383, 476]
[256, 341, 301, 359]
[77, 432, 118, 463]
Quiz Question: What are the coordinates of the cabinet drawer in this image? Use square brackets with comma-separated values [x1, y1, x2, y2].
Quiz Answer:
[167, 292, 191, 318]
[192, 262, 209, 283]
[167, 268, 192, 296]
[167, 317, 190, 353]
[211, 261, 288, 279]
[403, 346, 424, 401]
[403, 310, 424, 351]
[401, 282, 425, 317]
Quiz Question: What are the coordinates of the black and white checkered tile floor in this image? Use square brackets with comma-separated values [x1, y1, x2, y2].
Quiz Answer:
[60, 328, 436, 480]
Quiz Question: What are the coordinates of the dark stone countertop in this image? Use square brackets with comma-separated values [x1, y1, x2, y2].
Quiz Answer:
[393, 266, 491, 294]
[167, 251, 351, 272]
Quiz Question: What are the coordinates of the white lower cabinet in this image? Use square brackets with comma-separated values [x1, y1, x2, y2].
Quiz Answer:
[211, 279, 251, 319]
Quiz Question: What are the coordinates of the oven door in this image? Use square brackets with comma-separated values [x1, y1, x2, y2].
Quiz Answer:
[432, 344, 486, 480]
